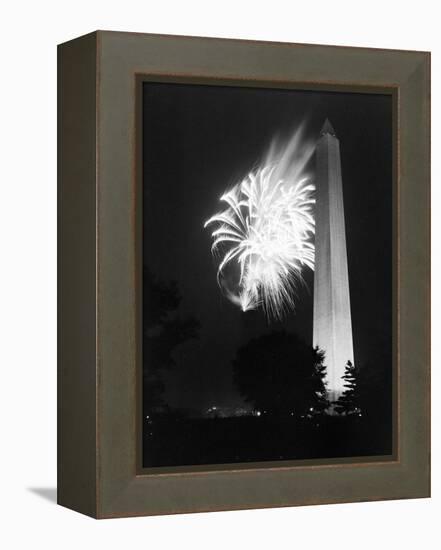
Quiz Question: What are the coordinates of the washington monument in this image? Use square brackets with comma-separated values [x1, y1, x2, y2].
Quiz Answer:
[313, 119, 354, 404]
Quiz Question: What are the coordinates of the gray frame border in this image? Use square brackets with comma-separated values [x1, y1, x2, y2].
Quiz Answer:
[59, 31, 430, 518]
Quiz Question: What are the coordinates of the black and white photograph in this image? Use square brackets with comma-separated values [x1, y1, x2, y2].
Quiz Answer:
[142, 82, 394, 468]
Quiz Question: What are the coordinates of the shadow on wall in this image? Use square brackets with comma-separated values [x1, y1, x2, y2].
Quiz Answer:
[28, 487, 57, 504]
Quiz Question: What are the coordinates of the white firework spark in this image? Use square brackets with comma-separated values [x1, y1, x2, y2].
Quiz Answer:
[204, 126, 315, 320]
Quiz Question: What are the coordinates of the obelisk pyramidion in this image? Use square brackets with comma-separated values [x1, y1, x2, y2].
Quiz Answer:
[313, 119, 354, 405]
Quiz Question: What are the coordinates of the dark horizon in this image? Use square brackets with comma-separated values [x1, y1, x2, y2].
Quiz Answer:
[142, 81, 393, 414]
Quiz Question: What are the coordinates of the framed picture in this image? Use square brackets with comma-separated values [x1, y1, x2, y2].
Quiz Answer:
[58, 31, 430, 518]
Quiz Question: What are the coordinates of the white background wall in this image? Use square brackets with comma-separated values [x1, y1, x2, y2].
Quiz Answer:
[0, 1, 439, 548]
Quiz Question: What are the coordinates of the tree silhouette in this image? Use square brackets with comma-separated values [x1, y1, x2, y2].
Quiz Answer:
[313, 356, 330, 416]
[334, 360, 361, 416]
[232, 331, 328, 418]
[143, 268, 200, 412]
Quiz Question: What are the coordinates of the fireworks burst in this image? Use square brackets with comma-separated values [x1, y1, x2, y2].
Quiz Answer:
[204, 126, 316, 320]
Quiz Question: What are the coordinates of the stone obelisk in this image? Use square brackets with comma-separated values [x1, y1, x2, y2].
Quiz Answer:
[313, 119, 354, 404]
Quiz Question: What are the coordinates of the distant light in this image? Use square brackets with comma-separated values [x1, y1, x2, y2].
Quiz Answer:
[309, 407, 314, 412]
[256, 411, 261, 417]
[146, 415, 150, 419]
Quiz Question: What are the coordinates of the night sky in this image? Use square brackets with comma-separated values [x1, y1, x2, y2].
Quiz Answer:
[142, 82, 392, 413]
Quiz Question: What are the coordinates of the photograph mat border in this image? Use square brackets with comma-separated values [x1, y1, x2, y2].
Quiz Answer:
[136, 73, 399, 476]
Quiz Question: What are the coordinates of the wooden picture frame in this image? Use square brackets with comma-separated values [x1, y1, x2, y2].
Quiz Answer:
[58, 30, 430, 518]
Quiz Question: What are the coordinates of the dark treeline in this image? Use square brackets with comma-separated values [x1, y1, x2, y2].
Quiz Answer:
[143, 276, 392, 468]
